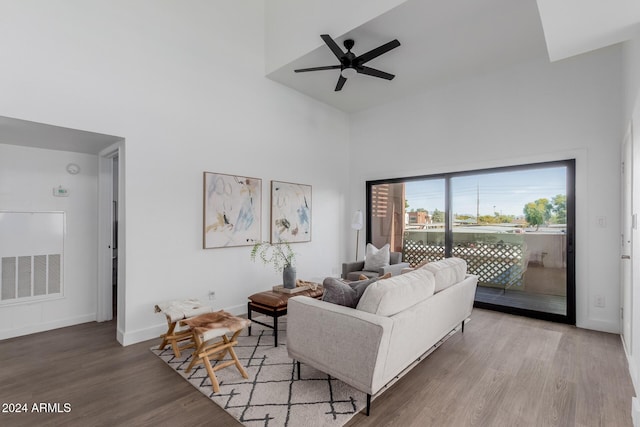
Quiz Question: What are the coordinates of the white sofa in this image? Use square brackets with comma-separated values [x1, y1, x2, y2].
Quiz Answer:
[286, 257, 478, 415]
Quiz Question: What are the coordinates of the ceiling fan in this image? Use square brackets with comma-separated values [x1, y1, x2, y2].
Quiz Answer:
[294, 34, 401, 92]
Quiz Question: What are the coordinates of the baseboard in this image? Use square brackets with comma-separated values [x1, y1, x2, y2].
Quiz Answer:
[120, 323, 167, 346]
[625, 338, 639, 394]
[576, 318, 620, 334]
[224, 303, 248, 317]
[622, 335, 639, 427]
[120, 303, 249, 346]
[0, 313, 96, 340]
[116, 326, 126, 346]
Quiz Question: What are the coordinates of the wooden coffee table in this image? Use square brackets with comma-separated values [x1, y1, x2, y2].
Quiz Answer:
[247, 285, 323, 347]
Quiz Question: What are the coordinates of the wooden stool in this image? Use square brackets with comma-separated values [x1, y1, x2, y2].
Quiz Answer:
[154, 299, 212, 357]
[181, 310, 251, 393]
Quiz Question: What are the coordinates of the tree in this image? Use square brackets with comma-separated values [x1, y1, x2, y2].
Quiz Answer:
[551, 194, 567, 224]
[523, 198, 552, 230]
[432, 208, 445, 223]
[478, 215, 497, 224]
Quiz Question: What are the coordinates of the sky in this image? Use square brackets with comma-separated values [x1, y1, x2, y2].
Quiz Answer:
[405, 166, 567, 217]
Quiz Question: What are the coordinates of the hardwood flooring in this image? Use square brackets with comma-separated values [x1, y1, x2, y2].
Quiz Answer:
[0, 309, 633, 427]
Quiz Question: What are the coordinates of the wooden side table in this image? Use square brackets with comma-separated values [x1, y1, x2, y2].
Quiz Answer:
[247, 285, 323, 347]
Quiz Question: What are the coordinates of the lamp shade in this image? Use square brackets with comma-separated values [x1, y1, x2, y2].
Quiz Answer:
[351, 210, 364, 230]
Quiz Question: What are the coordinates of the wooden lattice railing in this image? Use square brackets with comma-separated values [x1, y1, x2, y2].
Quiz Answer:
[402, 239, 526, 289]
[403, 240, 445, 265]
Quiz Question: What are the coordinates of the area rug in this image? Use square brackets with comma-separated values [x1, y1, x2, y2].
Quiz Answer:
[151, 317, 459, 427]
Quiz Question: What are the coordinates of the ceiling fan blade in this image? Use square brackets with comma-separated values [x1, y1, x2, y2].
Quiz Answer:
[356, 39, 400, 65]
[321, 34, 345, 60]
[357, 66, 395, 80]
[335, 75, 347, 91]
[294, 65, 341, 73]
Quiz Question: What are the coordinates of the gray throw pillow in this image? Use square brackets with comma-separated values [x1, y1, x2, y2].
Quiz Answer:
[363, 243, 390, 271]
[322, 276, 379, 308]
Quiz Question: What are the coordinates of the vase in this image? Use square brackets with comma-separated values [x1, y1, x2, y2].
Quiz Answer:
[283, 265, 296, 289]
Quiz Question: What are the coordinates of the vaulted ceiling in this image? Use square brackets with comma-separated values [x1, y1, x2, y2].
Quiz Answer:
[267, 0, 640, 113]
[1, 0, 638, 152]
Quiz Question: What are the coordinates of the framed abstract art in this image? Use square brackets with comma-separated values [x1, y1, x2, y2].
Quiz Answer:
[203, 172, 261, 249]
[270, 180, 311, 243]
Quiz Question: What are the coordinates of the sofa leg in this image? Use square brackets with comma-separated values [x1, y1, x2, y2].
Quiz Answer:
[297, 360, 301, 380]
[365, 394, 371, 416]
[461, 320, 465, 333]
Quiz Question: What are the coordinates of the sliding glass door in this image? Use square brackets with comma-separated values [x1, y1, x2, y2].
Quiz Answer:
[367, 160, 575, 324]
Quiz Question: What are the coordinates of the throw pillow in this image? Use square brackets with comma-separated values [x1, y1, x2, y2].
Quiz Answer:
[322, 276, 380, 308]
[363, 243, 391, 271]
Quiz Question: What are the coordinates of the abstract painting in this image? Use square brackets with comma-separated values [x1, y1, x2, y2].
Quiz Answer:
[270, 180, 311, 243]
[203, 172, 261, 249]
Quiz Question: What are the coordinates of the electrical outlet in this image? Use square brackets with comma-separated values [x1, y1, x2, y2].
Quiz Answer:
[595, 295, 605, 308]
[208, 291, 216, 300]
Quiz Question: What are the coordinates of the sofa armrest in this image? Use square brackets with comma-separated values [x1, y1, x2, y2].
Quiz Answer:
[379, 262, 411, 276]
[342, 260, 365, 279]
[287, 296, 393, 395]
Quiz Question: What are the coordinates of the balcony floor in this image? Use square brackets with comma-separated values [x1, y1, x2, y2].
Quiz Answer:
[475, 285, 567, 316]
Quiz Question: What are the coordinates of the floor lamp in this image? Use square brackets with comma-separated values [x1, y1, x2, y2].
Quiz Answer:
[351, 210, 364, 261]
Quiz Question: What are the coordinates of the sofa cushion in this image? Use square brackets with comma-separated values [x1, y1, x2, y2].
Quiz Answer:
[414, 258, 430, 269]
[363, 243, 390, 271]
[321, 276, 380, 308]
[421, 257, 467, 293]
[356, 268, 435, 316]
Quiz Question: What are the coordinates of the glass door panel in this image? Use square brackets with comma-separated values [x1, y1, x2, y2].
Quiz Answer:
[451, 166, 568, 316]
[369, 179, 445, 265]
[403, 179, 446, 265]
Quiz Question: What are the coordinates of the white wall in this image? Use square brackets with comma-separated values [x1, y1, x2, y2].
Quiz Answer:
[349, 46, 624, 333]
[0, 144, 98, 338]
[0, 1, 350, 344]
[264, 0, 407, 74]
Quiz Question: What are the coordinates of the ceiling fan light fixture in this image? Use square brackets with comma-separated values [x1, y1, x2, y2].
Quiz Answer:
[341, 67, 357, 79]
[294, 35, 400, 91]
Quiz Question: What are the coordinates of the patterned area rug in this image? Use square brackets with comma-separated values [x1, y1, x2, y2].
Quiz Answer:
[151, 318, 366, 427]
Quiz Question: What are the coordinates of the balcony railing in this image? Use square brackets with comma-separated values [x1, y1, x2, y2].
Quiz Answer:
[402, 230, 564, 291]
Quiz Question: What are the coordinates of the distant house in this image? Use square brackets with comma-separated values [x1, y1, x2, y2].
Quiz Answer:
[407, 211, 431, 226]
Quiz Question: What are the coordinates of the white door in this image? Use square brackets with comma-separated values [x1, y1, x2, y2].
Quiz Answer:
[622, 125, 633, 355]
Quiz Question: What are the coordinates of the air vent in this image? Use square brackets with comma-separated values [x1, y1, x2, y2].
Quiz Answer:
[1, 254, 62, 302]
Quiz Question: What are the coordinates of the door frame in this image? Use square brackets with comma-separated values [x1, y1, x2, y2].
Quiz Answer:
[366, 159, 576, 325]
[622, 123, 634, 355]
[97, 141, 124, 331]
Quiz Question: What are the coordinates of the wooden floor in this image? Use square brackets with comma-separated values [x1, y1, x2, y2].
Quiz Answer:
[0, 309, 633, 427]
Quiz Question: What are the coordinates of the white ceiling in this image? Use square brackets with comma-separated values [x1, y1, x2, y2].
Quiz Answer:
[1, 0, 636, 148]
[267, 0, 550, 113]
[0, 116, 121, 155]
[537, 0, 640, 61]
